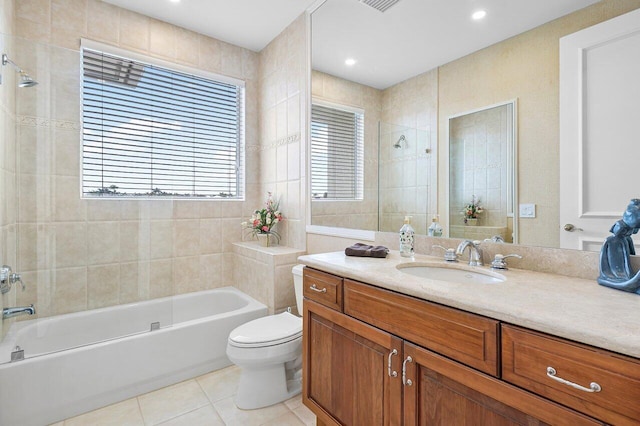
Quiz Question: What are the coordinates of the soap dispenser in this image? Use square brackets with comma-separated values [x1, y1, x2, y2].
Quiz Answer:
[399, 216, 415, 258]
[428, 215, 443, 237]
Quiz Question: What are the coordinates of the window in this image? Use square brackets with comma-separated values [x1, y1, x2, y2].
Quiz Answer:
[81, 43, 244, 199]
[310, 102, 364, 200]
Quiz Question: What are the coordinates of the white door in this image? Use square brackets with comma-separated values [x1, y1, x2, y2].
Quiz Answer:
[559, 8, 640, 251]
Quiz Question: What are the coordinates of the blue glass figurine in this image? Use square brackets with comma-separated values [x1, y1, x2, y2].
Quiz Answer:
[597, 199, 640, 294]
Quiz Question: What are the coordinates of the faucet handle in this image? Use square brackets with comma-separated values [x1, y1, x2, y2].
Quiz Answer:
[432, 245, 458, 262]
[491, 254, 523, 270]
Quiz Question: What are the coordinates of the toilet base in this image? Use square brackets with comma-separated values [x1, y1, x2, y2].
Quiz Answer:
[234, 362, 301, 410]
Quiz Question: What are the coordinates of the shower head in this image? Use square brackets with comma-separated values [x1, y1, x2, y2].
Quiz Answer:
[18, 72, 38, 87]
[393, 134, 406, 149]
[2, 53, 38, 88]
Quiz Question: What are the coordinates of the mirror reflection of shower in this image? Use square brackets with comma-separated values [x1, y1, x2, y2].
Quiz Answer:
[393, 134, 406, 149]
[1, 53, 38, 87]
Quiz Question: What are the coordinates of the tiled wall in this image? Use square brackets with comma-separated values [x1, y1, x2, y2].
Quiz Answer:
[449, 105, 509, 229]
[6, 0, 263, 320]
[230, 14, 309, 313]
[310, 70, 380, 231]
[257, 14, 307, 251]
[379, 69, 438, 235]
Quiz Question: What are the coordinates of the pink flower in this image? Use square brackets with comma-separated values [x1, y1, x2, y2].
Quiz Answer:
[261, 226, 269, 232]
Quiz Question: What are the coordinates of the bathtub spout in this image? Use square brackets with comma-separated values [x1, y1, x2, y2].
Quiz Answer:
[2, 304, 35, 319]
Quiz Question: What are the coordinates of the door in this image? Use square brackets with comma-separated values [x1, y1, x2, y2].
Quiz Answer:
[559, 8, 640, 251]
[303, 299, 403, 426]
[402, 342, 601, 426]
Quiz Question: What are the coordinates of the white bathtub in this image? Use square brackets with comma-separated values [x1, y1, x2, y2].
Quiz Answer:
[0, 287, 267, 426]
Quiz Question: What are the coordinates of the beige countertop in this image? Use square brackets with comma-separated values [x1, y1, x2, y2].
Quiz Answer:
[298, 251, 640, 359]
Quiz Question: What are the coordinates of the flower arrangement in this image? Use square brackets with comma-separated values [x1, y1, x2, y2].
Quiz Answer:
[243, 192, 284, 244]
[462, 196, 483, 224]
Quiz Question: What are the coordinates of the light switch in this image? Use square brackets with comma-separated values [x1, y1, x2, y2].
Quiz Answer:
[519, 203, 536, 218]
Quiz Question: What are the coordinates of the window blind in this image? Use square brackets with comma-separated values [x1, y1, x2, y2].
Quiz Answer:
[82, 48, 244, 198]
[310, 103, 364, 200]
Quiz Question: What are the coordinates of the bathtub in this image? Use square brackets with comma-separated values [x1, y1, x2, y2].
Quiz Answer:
[0, 287, 267, 426]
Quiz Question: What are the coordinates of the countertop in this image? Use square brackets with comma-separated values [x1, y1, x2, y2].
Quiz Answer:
[298, 251, 640, 359]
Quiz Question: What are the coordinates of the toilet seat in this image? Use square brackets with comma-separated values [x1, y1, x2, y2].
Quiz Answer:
[228, 312, 302, 348]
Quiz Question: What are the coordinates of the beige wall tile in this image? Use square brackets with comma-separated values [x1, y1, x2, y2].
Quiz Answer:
[87, 221, 120, 264]
[175, 27, 199, 66]
[54, 222, 87, 268]
[150, 220, 173, 259]
[87, 263, 119, 309]
[149, 259, 173, 298]
[172, 255, 201, 294]
[86, 0, 120, 44]
[54, 176, 86, 221]
[173, 219, 200, 257]
[52, 266, 87, 314]
[149, 19, 176, 59]
[16, 0, 50, 25]
[119, 9, 149, 52]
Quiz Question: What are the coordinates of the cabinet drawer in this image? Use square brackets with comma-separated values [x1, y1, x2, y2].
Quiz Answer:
[303, 267, 343, 311]
[502, 324, 640, 425]
[343, 279, 499, 376]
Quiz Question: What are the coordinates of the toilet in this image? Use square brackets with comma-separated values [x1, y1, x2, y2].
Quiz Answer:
[226, 264, 304, 409]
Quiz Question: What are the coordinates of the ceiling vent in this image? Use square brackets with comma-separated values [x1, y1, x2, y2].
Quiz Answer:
[359, 0, 400, 13]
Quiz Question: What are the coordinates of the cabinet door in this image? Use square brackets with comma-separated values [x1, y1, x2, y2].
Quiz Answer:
[402, 342, 602, 426]
[303, 299, 403, 426]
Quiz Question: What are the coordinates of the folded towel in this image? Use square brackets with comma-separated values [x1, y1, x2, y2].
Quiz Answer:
[345, 243, 389, 258]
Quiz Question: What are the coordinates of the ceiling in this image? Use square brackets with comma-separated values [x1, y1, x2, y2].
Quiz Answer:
[104, 0, 601, 89]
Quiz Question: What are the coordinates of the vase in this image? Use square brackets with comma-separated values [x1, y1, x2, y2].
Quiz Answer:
[466, 218, 478, 226]
[257, 233, 274, 247]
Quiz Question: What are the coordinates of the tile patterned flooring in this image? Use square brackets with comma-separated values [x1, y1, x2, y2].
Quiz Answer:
[53, 366, 316, 426]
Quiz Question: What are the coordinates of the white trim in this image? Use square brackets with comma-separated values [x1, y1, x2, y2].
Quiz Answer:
[306, 225, 375, 241]
[312, 97, 365, 116]
[80, 39, 245, 88]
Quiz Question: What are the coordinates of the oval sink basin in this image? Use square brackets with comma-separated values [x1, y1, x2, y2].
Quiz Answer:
[397, 264, 505, 284]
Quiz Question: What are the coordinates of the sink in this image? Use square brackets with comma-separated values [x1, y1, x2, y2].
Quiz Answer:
[397, 264, 505, 284]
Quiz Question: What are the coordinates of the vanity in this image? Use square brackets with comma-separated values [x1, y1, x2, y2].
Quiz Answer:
[298, 251, 640, 425]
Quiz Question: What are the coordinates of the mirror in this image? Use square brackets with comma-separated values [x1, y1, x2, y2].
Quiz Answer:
[448, 102, 517, 243]
[310, 0, 637, 248]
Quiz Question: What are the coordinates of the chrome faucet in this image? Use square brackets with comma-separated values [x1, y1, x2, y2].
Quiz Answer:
[2, 304, 35, 320]
[456, 240, 483, 266]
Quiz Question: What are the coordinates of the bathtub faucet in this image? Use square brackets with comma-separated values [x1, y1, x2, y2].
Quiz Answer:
[2, 304, 35, 320]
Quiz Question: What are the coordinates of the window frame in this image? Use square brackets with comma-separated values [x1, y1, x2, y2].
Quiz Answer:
[79, 39, 246, 201]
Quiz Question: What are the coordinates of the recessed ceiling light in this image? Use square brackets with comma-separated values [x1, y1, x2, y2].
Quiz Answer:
[345, 58, 357, 66]
[472, 10, 487, 20]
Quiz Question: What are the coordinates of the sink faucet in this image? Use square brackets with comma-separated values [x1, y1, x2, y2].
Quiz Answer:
[2, 304, 35, 320]
[456, 240, 483, 266]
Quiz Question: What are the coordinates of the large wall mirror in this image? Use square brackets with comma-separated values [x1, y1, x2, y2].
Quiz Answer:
[309, 0, 639, 249]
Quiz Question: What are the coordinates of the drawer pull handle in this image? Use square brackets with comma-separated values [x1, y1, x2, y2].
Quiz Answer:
[309, 284, 327, 293]
[546, 367, 602, 393]
[402, 356, 413, 386]
[387, 349, 398, 378]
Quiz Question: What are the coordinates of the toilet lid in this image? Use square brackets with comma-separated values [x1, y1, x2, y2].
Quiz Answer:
[228, 312, 302, 348]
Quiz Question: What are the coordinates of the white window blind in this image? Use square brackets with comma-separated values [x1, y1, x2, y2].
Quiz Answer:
[310, 103, 364, 200]
[82, 47, 244, 199]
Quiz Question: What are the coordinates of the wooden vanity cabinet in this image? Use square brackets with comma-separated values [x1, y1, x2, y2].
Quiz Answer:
[302, 268, 603, 426]
[303, 299, 403, 426]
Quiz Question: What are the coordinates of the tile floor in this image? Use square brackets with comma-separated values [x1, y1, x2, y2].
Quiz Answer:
[52, 366, 316, 426]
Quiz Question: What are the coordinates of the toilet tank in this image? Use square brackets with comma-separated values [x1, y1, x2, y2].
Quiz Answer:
[292, 264, 304, 315]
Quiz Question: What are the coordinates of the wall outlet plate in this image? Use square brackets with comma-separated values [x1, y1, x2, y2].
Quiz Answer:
[519, 203, 536, 218]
